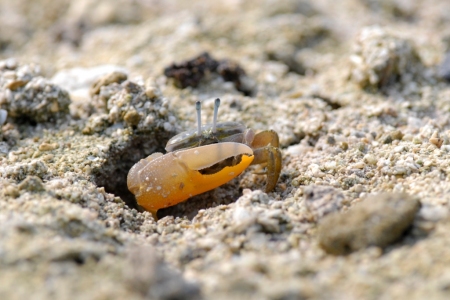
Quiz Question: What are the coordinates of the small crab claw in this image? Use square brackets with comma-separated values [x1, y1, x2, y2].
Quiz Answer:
[251, 146, 282, 192]
[251, 129, 280, 148]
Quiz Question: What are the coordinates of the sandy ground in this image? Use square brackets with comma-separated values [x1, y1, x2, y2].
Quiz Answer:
[1, 0, 450, 299]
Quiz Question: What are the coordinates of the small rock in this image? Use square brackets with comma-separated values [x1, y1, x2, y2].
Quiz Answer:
[164, 52, 219, 88]
[123, 80, 141, 94]
[326, 135, 336, 145]
[390, 130, 404, 141]
[350, 26, 424, 89]
[302, 185, 344, 221]
[84, 78, 176, 135]
[5, 79, 28, 91]
[318, 192, 420, 255]
[38, 142, 59, 151]
[164, 52, 252, 95]
[90, 71, 127, 96]
[393, 145, 405, 153]
[124, 245, 201, 300]
[429, 137, 443, 148]
[363, 154, 377, 165]
[383, 135, 393, 144]
[3, 184, 20, 198]
[145, 86, 159, 99]
[0, 109, 7, 126]
[439, 52, 450, 82]
[429, 131, 443, 148]
[0, 60, 71, 122]
[0, 141, 9, 153]
[382, 130, 403, 144]
[123, 110, 141, 126]
[18, 175, 46, 192]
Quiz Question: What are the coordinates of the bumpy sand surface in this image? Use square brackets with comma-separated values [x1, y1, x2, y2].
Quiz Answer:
[1, 0, 450, 299]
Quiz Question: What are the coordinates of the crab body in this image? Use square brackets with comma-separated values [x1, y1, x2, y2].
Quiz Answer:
[127, 99, 282, 218]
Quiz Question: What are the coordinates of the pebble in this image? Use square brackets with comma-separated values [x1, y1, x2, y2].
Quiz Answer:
[0, 61, 71, 122]
[429, 131, 443, 148]
[363, 154, 377, 165]
[302, 185, 344, 221]
[5, 79, 28, 91]
[382, 130, 404, 144]
[18, 175, 46, 192]
[124, 246, 201, 299]
[393, 145, 405, 153]
[350, 26, 424, 89]
[123, 110, 141, 126]
[38, 142, 59, 151]
[90, 71, 127, 96]
[439, 52, 450, 82]
[0, 109, 7, 125]
[145, 86, 158, 99]
[318, 193, 420, 255]
[352, 161, 365, 169]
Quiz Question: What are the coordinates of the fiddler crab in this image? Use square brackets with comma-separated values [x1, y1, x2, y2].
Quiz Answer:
[127, 98, 282, 218]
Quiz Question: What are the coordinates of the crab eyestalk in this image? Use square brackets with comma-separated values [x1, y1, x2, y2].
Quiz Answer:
[196, 101, 202, 137]
[212, 98, 220, 134]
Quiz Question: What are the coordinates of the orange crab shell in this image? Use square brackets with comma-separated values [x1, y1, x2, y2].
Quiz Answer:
[127, 142, 254, 216]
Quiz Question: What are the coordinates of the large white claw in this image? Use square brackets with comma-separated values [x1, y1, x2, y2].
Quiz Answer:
[175, 142, 253, 171]
[127, 152, 164, 195]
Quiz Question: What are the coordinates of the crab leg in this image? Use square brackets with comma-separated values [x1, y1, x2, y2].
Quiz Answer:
[251, 145, 282, 192]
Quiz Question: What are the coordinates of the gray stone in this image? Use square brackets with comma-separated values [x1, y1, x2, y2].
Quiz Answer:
[318, 193, 421, 255]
